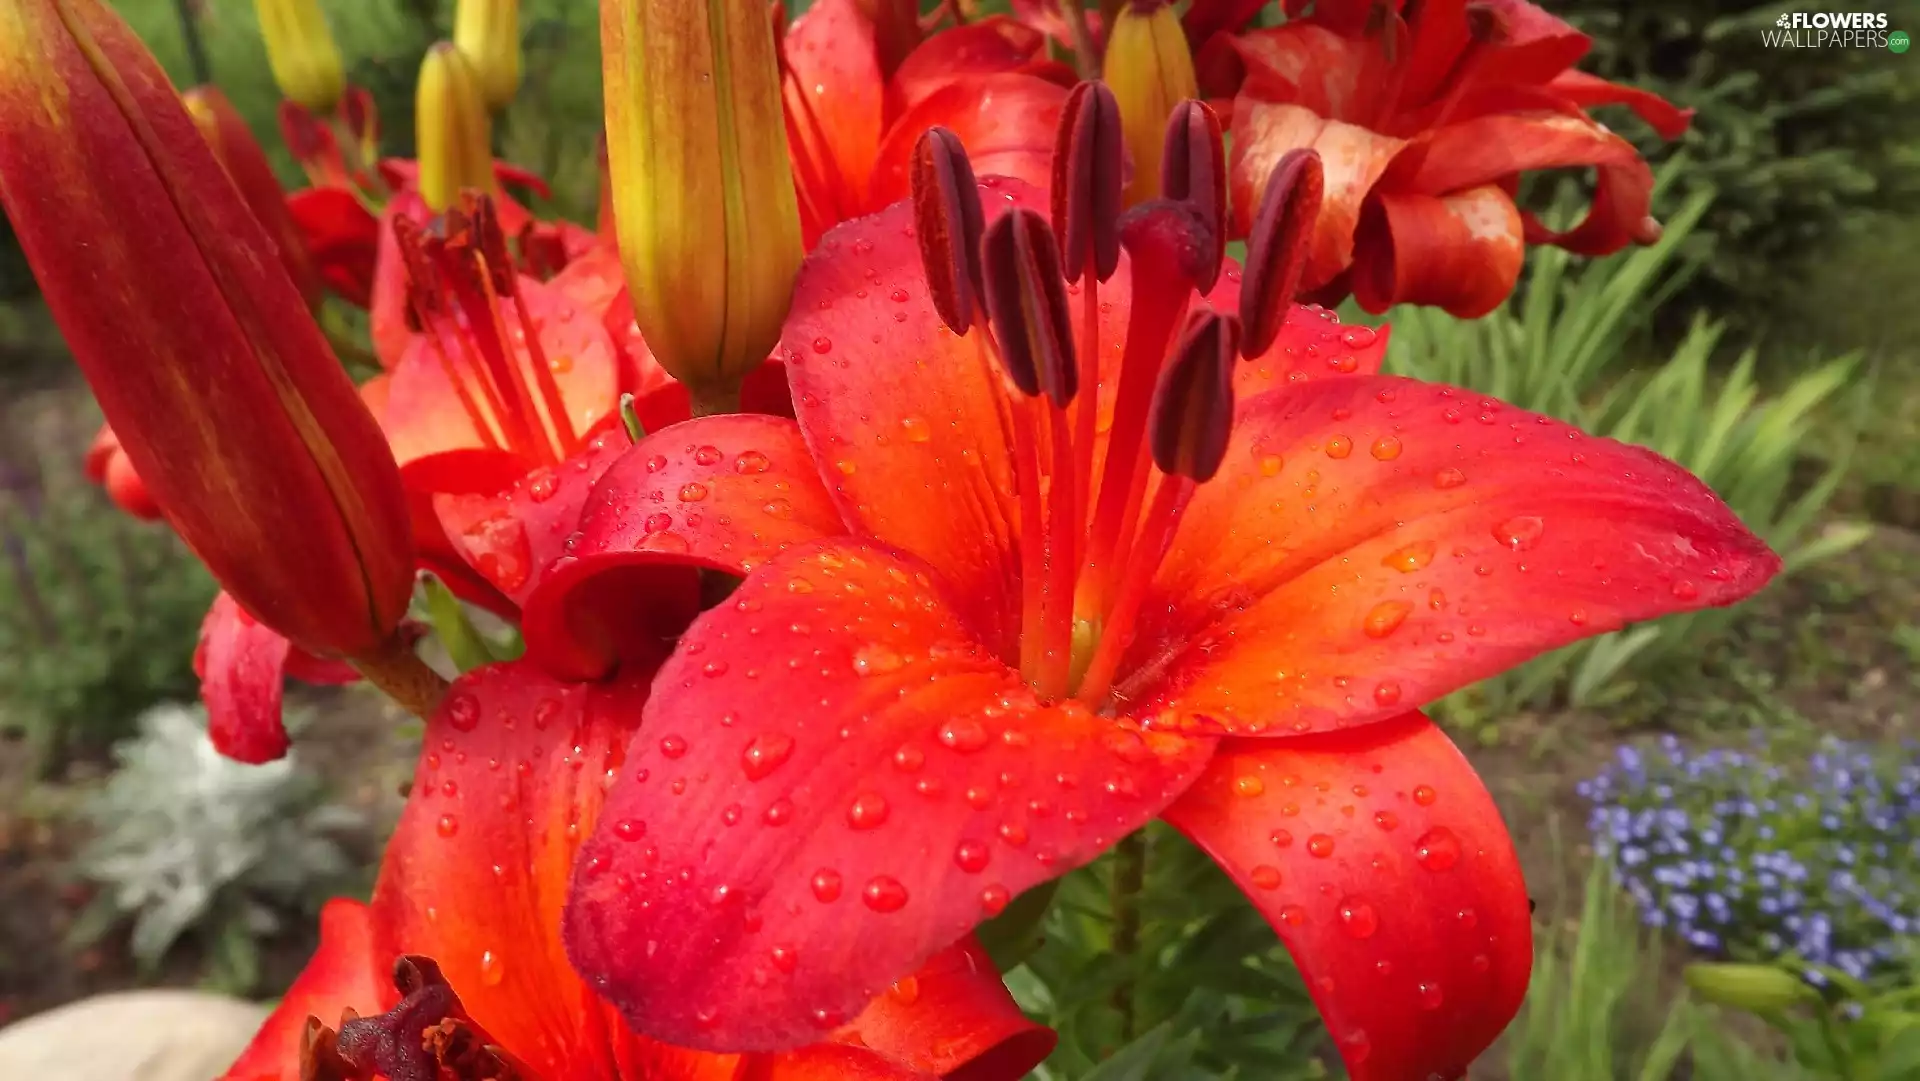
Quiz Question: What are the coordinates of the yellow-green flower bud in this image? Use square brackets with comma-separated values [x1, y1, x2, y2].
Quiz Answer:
[1684, 964, 1814, 1014]
[1102, 0, 1198, 206]
[454, 0, 522, 112]
[601, 0, 805, 415]
[252, 0, 344, 113]
[415, 42, 494, 213]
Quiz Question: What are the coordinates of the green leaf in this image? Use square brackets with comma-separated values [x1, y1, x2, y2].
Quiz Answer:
[978, 878, 1060, 972]
[422, 574, 497, 673]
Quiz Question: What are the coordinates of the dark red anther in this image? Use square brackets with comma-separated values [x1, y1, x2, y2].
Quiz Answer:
[1049, 80, 1123, 285]
[1237, 148, 1323, 358]
[980, 208, 1078, 407]
[1149, 309, 1240, 482]
[337, 85, 378, 148]
[326, 956, 522, 1081]
[1159, 100, 1227, 293]
[909, 126, 987, 335]
[278, 101, 335, 166]
[465, 194, 519, 293]
[518, 221, 570, 279]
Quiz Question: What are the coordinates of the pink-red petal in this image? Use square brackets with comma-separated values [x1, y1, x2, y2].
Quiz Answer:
[884, 18, 1048, 120]
[782, 0, 886, 232]
[1162, 715, 1532, 1081]
[1125, 375, 1779, 736]
[1545, 70, 1692, 140]
[193, 592, 299, 764]
[520, 414, 841, 681]
[834, 935, 1055, 1079]
[564, 539, 1214, 1053]
[286, 186, 379, 308]
[1351, 184, 1526, 316]
[865, 73, 1068, 211]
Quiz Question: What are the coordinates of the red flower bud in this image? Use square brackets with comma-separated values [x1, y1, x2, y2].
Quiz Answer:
[0, 0, 415, 659]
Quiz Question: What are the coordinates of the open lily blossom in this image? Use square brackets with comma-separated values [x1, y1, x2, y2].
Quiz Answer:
[545, 95, 1777, 1079]
[1222, 0, 1693, 316]
[218, 663, 1053, 1081]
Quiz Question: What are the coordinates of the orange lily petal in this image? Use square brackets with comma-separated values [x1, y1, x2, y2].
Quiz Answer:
[1227, 101, 1406, 292]
[1161, 715, 1531, 1081]
[1123, 375, 1778, 736]
[865, 73, 1069, 212]
[1545, 69, 1692, 140]
[369, 191, 429, 370]
[834, 935, 1056, 1078]
[884, 17, 1048, 120]
[1351, 184, 1525, 317]
[287, 187, 379, 308]
[565, 538, 1212, 1054]
[782, 179, 1136, 661]
[432, 431, 632, 608]
[217, 899, 393, 1081]
[752, 1045, 932, 1080]
[1200, 279, 1393, 394]
[1474, 0, 1590, 86]
[1228, 23, 1383, 120]
[782, 0, 886, 234]
[372, 660, 663, 1078]
[520, 414, 840, 680]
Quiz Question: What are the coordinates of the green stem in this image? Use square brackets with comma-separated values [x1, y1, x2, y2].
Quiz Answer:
[1110, 828, 1147, 1041]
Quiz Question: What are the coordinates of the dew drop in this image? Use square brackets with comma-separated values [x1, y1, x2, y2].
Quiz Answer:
[1342, 1031, 1372, 1065]
[437, 814, 459, 838]
[901, 416, 932, 443]
[1234, 774, 1266, 798]
[1325, 435, 1352, 459]
[997, 821, 1029, 847]
[678, 482, 710, 502]
[526, 470, 558, 503]
[692, 445, 723, 466]
[614, 819, 646, 842]
[1363, 601, 1411, 639]
[1249, 864, 1283, 890]
[811, 336, 833, 354]
[770, 945, 799, 973]
[1369, 435, 1402, 461]
[938, 718, 989, 753]
[447, 694, 480, 732]
[734, 450, 771, 474]
[1672, 579, 1699, 601]
[979, 884, 1011, 915]
[1417, 981, 1444, 1010]
[763, 498, 794, 519]
[1278, 905, 1307, 926]
[643, 512, 673, 534]
[1270, 829, 1294, 848]
[1433, 467, 1467, 489]
[810, 868, 843, 903]
[1259, 453, 1284, 477]
[1415, 827, 1462, 871]
[1382, 540, 1435, 573]
[762, 798, 793, 826]
[1492, 515, 1544, 551]
[1412, 784, 1437, 806]
[861, 875, 909, 912]
[953, 841, 991, 873]
[846, 793, 890, 830]
[480, 950, 504, 987]
[1342, 326, 1378, 349]
[1373, 681, 1402, 707]
[854, 645, 905, 676]
[1306, 834, 1336, 858]
[658, 734, 689, 759]
[1374, 810, 1399, 831]
[741, 733, 795, 780]
[1337, 897, 1379, 939]
[1472, 953, 1491, 973]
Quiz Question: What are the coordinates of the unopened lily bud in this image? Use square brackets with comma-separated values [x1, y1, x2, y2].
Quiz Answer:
[1684, 964, 1813, 1013]
[1103, 0, 1198, 206]
[0, 0, 415, 661]
[252, 0, 344, 112]
[184, 86, 325, 310]
[602, 0, 804, 414]
[454, 0, 522, 111]
[415, 42, 495, 213]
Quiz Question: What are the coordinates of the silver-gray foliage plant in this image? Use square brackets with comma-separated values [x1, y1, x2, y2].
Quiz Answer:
[74, 702, 365, 969]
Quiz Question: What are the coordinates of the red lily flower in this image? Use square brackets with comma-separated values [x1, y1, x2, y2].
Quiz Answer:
[535, 123, 1776, 1077]
[777, 0, 1075, 246]
[82, 423, 162, 521]
[218, 660, 1054, 1081]
[1222, 0, 1692, 317]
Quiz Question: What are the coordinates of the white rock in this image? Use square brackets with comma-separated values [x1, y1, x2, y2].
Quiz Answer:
[0, 990, 269, 1081]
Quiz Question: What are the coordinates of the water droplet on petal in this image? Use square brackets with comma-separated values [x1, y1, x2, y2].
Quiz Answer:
[1417, 981, 1444, 1010]
[526, 470, 558, 503]
[861, 875, 909, 912]
[939, 718, 989, 753]
[854, 645, 905, 676]
[762, 798, 793, 826]
[770, 945, 799, 973]
[901, 416, 931, 443]
[1338, 897, 1379, 938]
[1249, 865, 1283, 890]
[659, 734, 689, 759]
[1433, 467, 1467, 489]
[1234, 775, 1266, 798]
[1259, 453, 1284, 477]
[1412, 784, 1437, 806]
[741, 734, 794, 780]
[811, 336, 833, 354]
[734, 451, 771, 474]
[1307, 834, 1336, 858]
[1363, 601, 1411, 638]
[1415, 827, 1462, 871]
[954, 841, 991, 873]
[678, 482, 710, 502]
[1672, 579, 1699, 600]
[1374, 681, 1402, 707]
[480, 950, 504, 986]
[763, 498, 794, 520]
[1342, 1030, 1372, 1064]
[1382, 540, 1435, 573]
[1278, 905, 1307, 926]
[1492, 515, 1544, 551]
[1374, 811, 1399, 831]
[437, 814, 459, 838]
[615, 819, 646, 841]
[1325, 435, 1352, 459]
[1369, 435, 1402, 460]
[846, 793, 890, 830]
[979, 885, 1010, 915]
[447, 694, 480, 732]
[810, 869, 843, 903]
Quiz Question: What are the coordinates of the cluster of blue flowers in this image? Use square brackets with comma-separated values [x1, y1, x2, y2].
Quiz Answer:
[1580, 735, 1919, 986]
